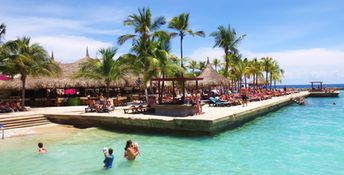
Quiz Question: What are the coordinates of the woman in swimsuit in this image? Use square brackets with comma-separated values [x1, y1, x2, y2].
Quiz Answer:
[124, 140, 139, 160]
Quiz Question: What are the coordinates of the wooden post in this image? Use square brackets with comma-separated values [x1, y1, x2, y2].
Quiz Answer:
[172, 81, 175, 102]
[182, 80, 185, 103]
[158, 80, 161, 104]
[196, 80, 198, 90]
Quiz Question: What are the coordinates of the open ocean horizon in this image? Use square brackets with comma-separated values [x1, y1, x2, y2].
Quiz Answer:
[275, 84, 344, 89]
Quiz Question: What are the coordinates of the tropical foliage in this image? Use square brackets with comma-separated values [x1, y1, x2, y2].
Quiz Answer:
[74, 47, 128, 98]
[210, 25, 246, 77]
[168, 13, 205, 68]
[0, 37, 61, 106]
[0, 9, 286, 107]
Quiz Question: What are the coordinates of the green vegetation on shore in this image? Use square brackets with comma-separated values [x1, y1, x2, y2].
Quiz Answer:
[0, 8, 284, 102]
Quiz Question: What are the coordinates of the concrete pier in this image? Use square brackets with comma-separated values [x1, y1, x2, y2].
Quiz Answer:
[44, 91, 310, 135]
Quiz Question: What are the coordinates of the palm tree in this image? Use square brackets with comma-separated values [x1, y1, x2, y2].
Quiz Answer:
[0, 23, 5, 44]
[74, 47, 128, 98]
[118, 8, 166, 102]
[168, 13, 205, 68]
[261, 57, 274, 89]
[212, 58, 221, 72]
[210, 25, 245, 77]
[151, 31, 184, 103]
[271, 61, 284, 89]
[242, 58, 250, 88]
[247, 58, 262, 88]
[188, 59, 198, 75]
[1, 37, 61, 106]
[198, 61, 206, 72]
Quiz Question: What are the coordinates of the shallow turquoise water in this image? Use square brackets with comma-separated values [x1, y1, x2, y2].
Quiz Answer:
[1, 93, 344, 175]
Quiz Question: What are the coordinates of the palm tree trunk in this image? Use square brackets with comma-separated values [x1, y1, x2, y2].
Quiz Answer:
[224, 52, 229, 77]
[160, 74, 165, 104]
[180, 34, 184, 68]
[255, 74, 258, 88]
[269, 72, 272, 90]
[105, 83, 110, 99]
[244, 75, 247, 88]
[144, 86, 149, 104]
[265, 71, 268, 89]
[21, 74, 26, 106]
[274, 80, 276, 90]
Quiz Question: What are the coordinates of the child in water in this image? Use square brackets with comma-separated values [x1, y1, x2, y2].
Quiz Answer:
[38, 142, 47, 153]
[103, 148, 114, 169]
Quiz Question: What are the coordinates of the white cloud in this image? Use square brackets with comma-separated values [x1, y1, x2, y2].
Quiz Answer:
[33, 36, 112, 63]
[188, 47, 344, 84]
[1, 2, 127, 63]
[188, 47, 224, 61]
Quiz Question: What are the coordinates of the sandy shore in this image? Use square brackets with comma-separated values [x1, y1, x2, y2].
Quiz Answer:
[1, 124, 80, 139]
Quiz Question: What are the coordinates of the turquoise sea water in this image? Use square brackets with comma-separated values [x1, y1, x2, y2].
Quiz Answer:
[1, 92, 344, 175]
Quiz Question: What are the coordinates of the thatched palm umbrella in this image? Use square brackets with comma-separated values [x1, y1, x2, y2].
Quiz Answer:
[248, 76, 269, 87]
[188, 59, 230, 88]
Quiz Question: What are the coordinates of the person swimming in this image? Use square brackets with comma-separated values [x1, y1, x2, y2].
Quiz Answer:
[103, 148, 114, 169]
[124, 140, 139, 161]
[38, 142, 47, 154]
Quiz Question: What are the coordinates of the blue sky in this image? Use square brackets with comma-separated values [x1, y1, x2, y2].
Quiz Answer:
[1, 0, 344, 84]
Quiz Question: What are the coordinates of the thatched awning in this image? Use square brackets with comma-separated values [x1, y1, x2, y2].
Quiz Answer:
[0, 57, 138, 90]
[187, 63, 230, 87]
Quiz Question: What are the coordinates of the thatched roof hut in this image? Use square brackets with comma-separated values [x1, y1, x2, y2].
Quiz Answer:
[188, 59, 230, 87]
[0, 53, 138, 90]
[248, 77, 269, 86]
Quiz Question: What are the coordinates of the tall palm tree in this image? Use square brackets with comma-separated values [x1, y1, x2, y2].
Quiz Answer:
[212, 58, 221, 72]
[210, 25, 245, 77]
[151, 31, 184, 103]
[118, 8, 166, 102]
[271, 61, 284, 89]
[74, 47, 128, 98]
[188, 59, 198, 76]
[242, 58, 250, 88]
[261, 57, 274, 89]
[247, 58, 262, 88]
[0, 23, 5, 44]
[168, 13, 205, 68]
[2, 37, 61, 106]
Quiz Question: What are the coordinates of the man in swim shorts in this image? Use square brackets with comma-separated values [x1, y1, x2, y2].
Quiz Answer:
[240, 85, 248, 107]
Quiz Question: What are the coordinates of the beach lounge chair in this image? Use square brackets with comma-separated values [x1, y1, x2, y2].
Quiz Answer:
[85, 105, 96, 113]
[123, 105, 139, 114]
[208, 97, 230, 107]
[100, 106, 115, 113]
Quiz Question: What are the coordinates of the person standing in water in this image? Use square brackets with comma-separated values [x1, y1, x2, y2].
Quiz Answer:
[124, 140, 139, 161]
[103, 148, 114, 169]
[37, 142, 47, 154]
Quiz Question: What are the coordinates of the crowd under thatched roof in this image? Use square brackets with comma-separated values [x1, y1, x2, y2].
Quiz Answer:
[188, 61, 230, 88]
[0, 56, 139, 90]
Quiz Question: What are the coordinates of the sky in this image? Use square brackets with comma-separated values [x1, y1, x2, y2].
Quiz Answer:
[1, 0, 344, 85]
